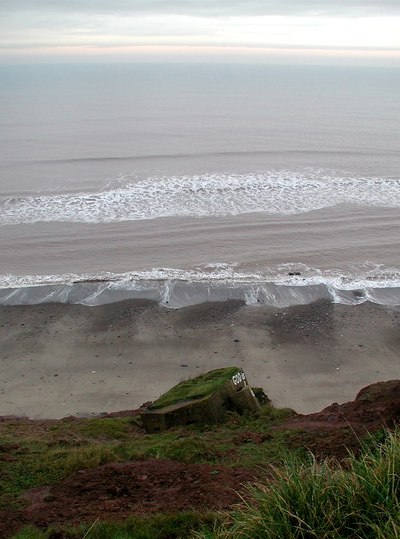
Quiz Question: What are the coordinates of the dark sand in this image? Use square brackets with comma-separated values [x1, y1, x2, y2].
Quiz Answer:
[0, 299, 399, 419]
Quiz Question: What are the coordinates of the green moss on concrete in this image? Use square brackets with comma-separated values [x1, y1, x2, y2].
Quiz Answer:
[149, 367, 240, 410]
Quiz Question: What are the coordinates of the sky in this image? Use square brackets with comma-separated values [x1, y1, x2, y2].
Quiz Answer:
[1, 0, 400, 65]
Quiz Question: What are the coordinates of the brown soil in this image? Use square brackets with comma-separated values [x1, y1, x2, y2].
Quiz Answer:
[281, 380, 400, 458]
[1, 460, 255, 538]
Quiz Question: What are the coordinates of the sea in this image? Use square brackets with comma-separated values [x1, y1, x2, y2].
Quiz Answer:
[0, 62, 399, 308]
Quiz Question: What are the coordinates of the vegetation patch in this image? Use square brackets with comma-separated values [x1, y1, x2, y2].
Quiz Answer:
[14, 512, 219, 539]
[149, 367, 240, 410]
[1, 378, 399, 539]
[0, 404, 297, 516]
[195, 430, 400, 539]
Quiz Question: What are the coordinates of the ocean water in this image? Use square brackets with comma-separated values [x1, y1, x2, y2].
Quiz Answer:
[0, 63, 399, 307]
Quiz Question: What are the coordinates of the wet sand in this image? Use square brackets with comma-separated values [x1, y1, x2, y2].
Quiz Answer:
[0, 299, 399, 419]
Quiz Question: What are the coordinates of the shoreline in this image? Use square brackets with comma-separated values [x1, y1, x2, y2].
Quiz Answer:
[1, 299, 399, 419]
[1, 279, 400, 309]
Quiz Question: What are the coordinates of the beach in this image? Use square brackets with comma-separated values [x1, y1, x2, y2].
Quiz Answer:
[1, 64, 400, 421]
[1, 299, 399, 419]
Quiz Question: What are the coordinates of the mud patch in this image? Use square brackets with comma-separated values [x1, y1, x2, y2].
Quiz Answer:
[20, 460, 256, 531]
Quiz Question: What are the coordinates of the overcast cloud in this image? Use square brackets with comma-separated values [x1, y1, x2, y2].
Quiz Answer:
[2, 0, 400, 16]
[1, 0, 400, 64]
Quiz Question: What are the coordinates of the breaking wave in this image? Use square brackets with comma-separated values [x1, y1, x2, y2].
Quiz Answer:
[1, 263, 400, 308]
[1, 169, 400, 225]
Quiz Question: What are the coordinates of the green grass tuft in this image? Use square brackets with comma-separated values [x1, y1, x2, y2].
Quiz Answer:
[14, 512, 219, 539]
[79, 418, 133, 440]
[153, 437, 221, 464]
[12, 526, 49, 539]
[195, 429, 400, 539]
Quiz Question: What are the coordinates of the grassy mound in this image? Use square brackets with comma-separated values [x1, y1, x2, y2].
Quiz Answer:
[148, 367, 240, 410]
[195, 429, 400, 539]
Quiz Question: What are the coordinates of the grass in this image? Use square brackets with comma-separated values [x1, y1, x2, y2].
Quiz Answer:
[194, 429, 400, 539]
[0, 404, 296, 512]
[148, 367, 240, 410]
[14, 428, 399, 539]
[4, 404, 399, 539]
[78, 418, 132, 440]
[13, 512, 219, 539]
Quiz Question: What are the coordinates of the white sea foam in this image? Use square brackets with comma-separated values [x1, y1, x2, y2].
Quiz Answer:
[1, 262, 400, 290]
[1, 169, 400, 225]
[1, 262, 400, 307]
